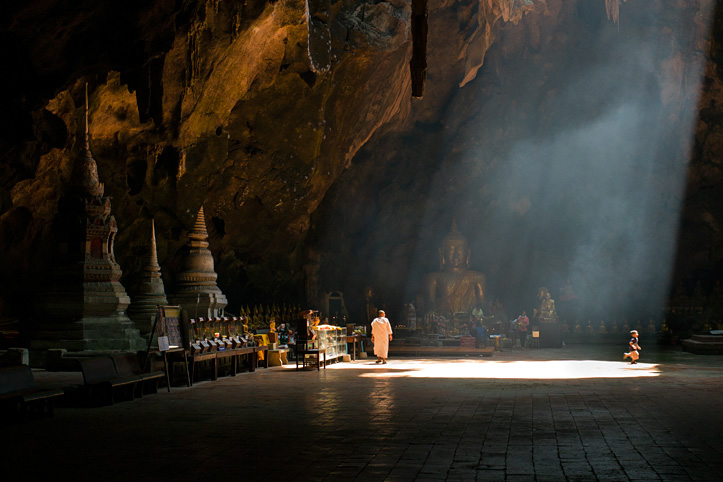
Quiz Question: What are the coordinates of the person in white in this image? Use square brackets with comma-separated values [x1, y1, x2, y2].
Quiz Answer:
[371, 310, 393, 364]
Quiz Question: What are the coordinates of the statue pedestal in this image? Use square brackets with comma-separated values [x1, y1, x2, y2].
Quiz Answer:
[539, 322, 563, 348]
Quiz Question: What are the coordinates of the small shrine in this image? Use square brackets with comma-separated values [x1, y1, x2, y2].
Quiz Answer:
[128, 220, 169, 335]
[32, 85, 145, 354]
[169, 206, 228, 318]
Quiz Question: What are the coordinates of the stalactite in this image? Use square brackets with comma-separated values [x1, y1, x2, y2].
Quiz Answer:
[186, 22, 208, 92]
[410, 0, 428, 98]
[232, 3, 243, 38]
[177, 150, 187, 181]
[605, 0, 627, 24]
[306, 0, 332, 73]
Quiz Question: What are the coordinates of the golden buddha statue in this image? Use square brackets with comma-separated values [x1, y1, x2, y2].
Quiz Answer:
[533, 287, 557, 323]
[422, 221, 486, 317]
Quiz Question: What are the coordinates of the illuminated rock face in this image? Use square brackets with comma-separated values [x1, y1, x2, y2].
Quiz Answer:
[0, 0, 721, 329]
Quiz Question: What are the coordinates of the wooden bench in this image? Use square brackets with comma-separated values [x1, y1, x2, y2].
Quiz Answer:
[77, 356, 147, 405]
[187, 351, 218, 386]
[231, 346, 255, 374]
[0, 365, 64, 422]
[215, 348, 240, 377]
[186, 345, 266, 385]
[110, 354, 165, 396]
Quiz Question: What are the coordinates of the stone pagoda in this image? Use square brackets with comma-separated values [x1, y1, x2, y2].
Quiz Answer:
[32, 85, 145, 354]
[169, 206, 228, 318]
[128, 220, 169, 335]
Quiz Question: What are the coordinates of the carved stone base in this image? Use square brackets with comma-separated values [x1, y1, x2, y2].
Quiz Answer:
[128, 295, 168, 335]
[41, 281, 132, 319]
[170, 291, 228, 319]
[30, 315, 147, 353]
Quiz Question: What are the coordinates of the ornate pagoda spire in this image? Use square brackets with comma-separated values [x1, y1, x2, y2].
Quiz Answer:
[149, 219, 160, 269]
[170, 206, 227, 318]
[34, 83, 145, 354]
[71, 83, 104, 198]
[128, 219, 169, 334]
[191, 205, 209, 240]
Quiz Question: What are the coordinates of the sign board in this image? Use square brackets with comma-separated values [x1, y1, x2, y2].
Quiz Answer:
[161, 306, 183, 349]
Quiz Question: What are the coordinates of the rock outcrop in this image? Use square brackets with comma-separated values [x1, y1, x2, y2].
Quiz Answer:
[0, 0, 721, 330]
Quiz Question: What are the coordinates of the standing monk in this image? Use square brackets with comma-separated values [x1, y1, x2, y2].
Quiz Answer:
[371, 310, 393, 364]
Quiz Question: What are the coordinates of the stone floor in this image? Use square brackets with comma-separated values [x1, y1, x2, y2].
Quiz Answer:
[5, 344, 723, 481]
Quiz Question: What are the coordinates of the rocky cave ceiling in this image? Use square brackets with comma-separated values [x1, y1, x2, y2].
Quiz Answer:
[0, 0, 722, 323]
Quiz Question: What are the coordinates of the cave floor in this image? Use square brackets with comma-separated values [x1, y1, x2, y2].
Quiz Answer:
[6, 345, 723, 481]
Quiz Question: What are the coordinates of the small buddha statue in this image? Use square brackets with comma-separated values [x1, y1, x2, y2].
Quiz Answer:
[242, 318, 250, 335]
[598, 320, 607, 334]
[422, 220, 486, 317]
[586, 320, 594, 333]
[636, 320, 644, 334]
[270, 318, 277, 333]
[647, 318, 657, 333]
[573, 320, 582, 333]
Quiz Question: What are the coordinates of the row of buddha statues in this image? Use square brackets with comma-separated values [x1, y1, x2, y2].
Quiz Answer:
[563, 318, 668, 335]
[230, 304, 305, 331]
[666, 280, 723, 316]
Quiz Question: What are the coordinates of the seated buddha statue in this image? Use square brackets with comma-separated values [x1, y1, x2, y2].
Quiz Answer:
[422, 221, 486, 317]
[534, 287, 558, 323]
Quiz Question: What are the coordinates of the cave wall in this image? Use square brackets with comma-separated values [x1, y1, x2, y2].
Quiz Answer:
[0, 0, 721, 328]
[311, 0, 723, 323]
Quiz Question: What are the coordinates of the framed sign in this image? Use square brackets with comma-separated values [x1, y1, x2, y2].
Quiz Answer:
[160, 306, 183, 349]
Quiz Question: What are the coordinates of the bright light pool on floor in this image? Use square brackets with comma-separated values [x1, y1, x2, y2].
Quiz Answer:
[315, 359, 660, 379]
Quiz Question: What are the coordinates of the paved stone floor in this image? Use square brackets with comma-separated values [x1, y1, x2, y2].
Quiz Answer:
[5, 345, 723, 481]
